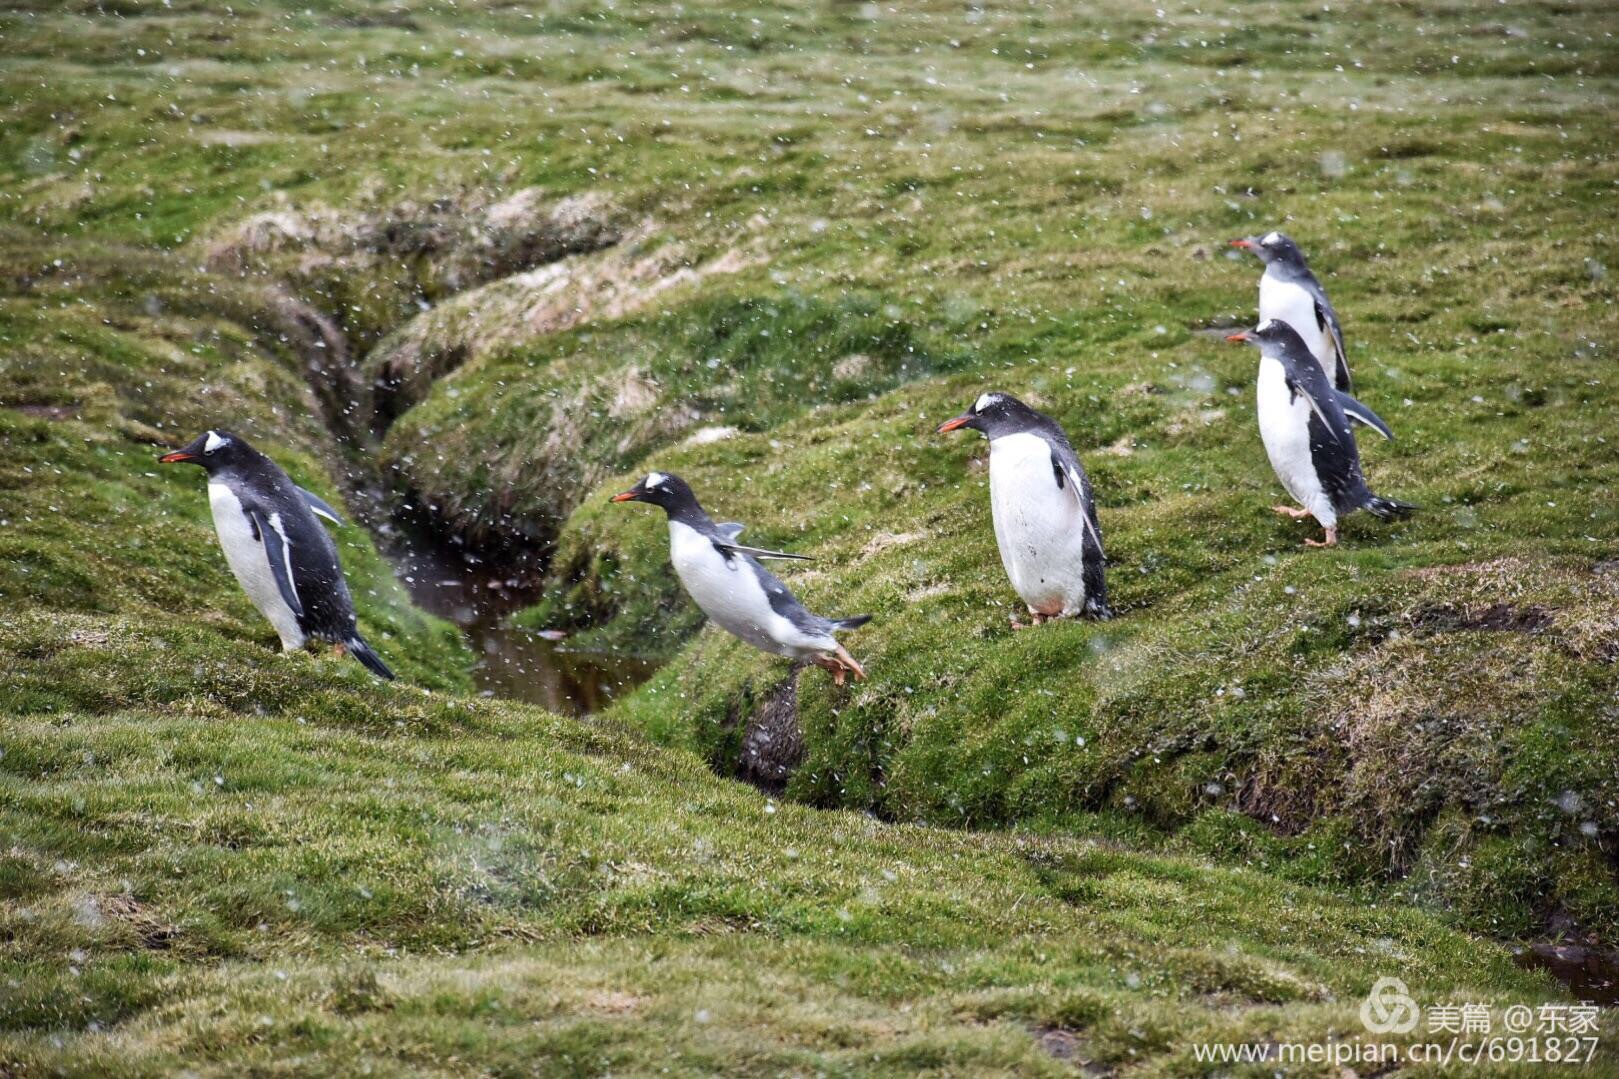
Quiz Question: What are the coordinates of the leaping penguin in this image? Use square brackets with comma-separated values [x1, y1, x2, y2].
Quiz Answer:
[1226, 321, 1413, 548]
[938, 392, 1111, 625]
[610, 472, 869, 684]
[159, 430, 395, 679]
[1231, 231, 1361, 398]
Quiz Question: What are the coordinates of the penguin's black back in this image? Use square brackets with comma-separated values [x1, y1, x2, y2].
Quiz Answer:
[1275, 338, 1375, 515]
[227, 454, 359, 643]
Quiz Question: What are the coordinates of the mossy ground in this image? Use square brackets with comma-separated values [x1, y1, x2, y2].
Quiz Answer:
[2, 0, 1616, 1072]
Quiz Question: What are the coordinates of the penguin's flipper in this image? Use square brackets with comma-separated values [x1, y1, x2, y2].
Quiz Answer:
[1053, 447, 1105, 552]
[249, 508, 304, 617]
[714, 540, 814, 562]
[1304, 272, 1352, 392]
[712, 523, 810, 560]
[298, 486, 346, 527]
[1285, 374, 1344, 444]
[1336, 391, 1394, 441]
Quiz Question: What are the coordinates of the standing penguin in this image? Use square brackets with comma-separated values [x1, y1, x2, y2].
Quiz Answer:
[1227, 321, 1413, 547]
[937, 392, 1110, 624]
[1231, 231, 1358, 396]
[610, 472, 870, 684]
[159, 430, 395, 679]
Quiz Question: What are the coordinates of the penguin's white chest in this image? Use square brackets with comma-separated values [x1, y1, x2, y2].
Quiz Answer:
[208, 483, 306, 650]
[987, 432, 1092, 616]
[1255, 358, 1333, 524]
[667, 521, 822, 657]
[1259, 273, 1333, 380]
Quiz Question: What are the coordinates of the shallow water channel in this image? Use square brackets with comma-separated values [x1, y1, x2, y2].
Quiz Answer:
[384, 530, 656, 715]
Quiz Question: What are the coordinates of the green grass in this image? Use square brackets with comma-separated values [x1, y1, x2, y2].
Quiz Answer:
[1, 0, 1616, 1071]
[0, 621, 1592, 1073]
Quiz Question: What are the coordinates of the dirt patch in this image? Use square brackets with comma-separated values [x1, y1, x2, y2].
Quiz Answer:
[1030, 1026, 1110, 1074]
[832, 352, 874, 380]
[6, 402, 79, 420]
[1410, 603, 1553, 635]
[1098, 433, 1136, 457]
[581, 989, 644, 1015]
[330, 9, 420, 30]
[1033, 1025, 1081, 1061]
[101, 894, 180, 951]
[736, 673, 805, 794]
[1189, 314, 1245, 337]
[859, 531, 924, 559]
[205, 189, 623, 284]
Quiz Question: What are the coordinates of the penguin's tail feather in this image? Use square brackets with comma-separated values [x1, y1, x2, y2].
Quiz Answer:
[1363, 495, 1417, 521]
[347, 633, 396, 680]
[830, 614, 873, 633]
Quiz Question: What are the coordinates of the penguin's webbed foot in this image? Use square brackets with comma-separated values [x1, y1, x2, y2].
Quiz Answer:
[834, 644, 866, 684]
[1304, 527, 1338, 548]
[814, 648, 865, 687]
[1271, 504, 1312, 519]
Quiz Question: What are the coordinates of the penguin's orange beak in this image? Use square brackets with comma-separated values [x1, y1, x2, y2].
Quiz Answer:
[936, 414, 973, 433]
[610, 490, 640, 503]
[1225, 331, 1253, 344]
[1229, 238, 1253, 250]
[158, 451, 196, 463]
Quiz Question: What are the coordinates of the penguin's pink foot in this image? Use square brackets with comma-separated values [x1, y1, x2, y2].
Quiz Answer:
[1272, 504, 1312, 518]
[815, 647, 866, 686]
[1304, 527, 1338, 548]
[835, 644, 866, 683]
[332, 642, 348, 659]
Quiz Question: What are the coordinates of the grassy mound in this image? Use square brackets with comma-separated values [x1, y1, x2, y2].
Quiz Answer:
[1, 623, 1576, 1071]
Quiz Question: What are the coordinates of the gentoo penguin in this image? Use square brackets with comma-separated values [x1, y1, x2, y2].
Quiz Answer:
[937, 392, 1111, 624]
[1226, 321, 1413, 547]
[159, 430, 395, 679]
[1231, 231, 1361, 398]
[610, 472, 870, 684]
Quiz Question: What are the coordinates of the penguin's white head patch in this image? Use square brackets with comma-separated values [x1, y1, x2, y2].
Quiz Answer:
[1261, 230, 1282, 246]
[974, 392, 1003, 413]
[203, 431, 231, 454]
[644, 472, 668, 489]
[1257, 319, 1282, 334]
